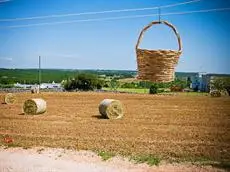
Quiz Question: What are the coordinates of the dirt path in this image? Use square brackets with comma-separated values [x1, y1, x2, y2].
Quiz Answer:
[0, 147, 225, 172]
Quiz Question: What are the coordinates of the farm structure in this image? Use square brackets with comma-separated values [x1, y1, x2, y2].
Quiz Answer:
[14, 81, 61, 89]
[176, 72, 230, 92]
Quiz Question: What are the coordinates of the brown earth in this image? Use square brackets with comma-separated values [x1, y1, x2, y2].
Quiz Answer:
[0, 92, 230, 167]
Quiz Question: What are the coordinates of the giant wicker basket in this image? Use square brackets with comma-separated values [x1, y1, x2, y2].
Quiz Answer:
[136, 21, 182, 83]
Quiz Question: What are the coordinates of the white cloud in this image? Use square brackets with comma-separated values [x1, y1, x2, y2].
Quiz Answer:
[0, 57, 13, 61]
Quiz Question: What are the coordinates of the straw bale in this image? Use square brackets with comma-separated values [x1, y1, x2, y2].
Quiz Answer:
[23, 98, 46, 115]
[4, 93, 16, 104]
[99, 99, 123, 119]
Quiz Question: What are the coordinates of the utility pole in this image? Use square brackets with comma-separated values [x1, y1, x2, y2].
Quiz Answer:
[38, 56, 41, 93]
[158, 7, 161, 23]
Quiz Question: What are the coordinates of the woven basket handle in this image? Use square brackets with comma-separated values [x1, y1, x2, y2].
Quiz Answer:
[136, 21, 182, 52]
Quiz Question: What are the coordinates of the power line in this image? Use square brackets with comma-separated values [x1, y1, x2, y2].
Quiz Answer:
[161, 7, 230, 16]
[38, 56, 41, 92]
[0, 0, 201, 22]
[0, 7, 229, 29]
[157, 0, 201, 9]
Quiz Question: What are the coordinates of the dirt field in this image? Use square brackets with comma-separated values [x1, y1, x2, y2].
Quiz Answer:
[0, 92, 230, 167]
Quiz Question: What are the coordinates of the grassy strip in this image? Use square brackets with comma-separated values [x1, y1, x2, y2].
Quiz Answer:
[103, 87, 148, 94]
[130, 154, 161, 166]
[179, 156, 230, 170]
[97, 151, 230, 170]
[103, 87, 209, 96]
[97, 151, 115, 161]
[96, 150, 161, 165]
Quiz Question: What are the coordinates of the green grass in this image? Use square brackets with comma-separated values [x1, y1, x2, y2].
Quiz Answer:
[131, 154, 161, 166]
[103, 87, 209, 96]
[97, 151, 161, 166]
[212, 162, 230, 170]
[103, 87, 148, 94]
[2, 142, 22, 148]
[97, 151, 115, 161]
[175, 92, 209, 96]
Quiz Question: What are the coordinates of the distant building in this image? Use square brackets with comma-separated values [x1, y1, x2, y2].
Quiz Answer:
[176, 72, 230, 92]
[40, 81, 61, 89]
[14, 83, 33, 89]
[14, 81, 62, 89]
[189, 73, 201, 91]
[200, 73, 230, 92]
[175, 72, 200, 90]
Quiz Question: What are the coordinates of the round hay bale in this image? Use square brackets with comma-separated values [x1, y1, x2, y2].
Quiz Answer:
[23, 98, 46, 115]
[210, 90, 221, 97]
[4, 93, 16, 104]
[99, 99, 124, 119]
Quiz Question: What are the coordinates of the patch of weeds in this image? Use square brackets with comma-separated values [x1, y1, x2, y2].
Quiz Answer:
[37, 148, 45, 154]
[166, 155, 230, 171]
[23, 146, 31, 150]
[131, 154, 161, 166]
[190, 157, 230, 171]
[97, 151, 115, 161]
[191, 156, 211, 163]
[66, 146, 74, 150]
[5, 142, 21, 148]
[178, 155, 213, 165]
[212, 162, 230, 171]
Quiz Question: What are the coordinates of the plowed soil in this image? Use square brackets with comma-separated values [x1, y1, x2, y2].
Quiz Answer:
[0, 92, 230, 163]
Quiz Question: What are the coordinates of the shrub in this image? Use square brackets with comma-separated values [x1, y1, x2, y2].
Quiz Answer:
[226, 86, 230, 96]
[0, 84, 14, 88]
[96, 83, 102, 89]
[103, 83, 109, 88]
[139, 81, 153, 88]
[149, 84, 158, 94]
[210, 90, 221, 97]
[121, 82, 136, 88]
[170, 85, 183, 92]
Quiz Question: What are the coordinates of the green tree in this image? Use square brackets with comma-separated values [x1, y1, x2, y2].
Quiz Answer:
[109, 78, 120, 90]
[212, 77, 230, 96]
[121, 82, 136, 88]
[186, 77, 192, 88]
[63, 73, 103, 91]
[138, 81, 153, 88]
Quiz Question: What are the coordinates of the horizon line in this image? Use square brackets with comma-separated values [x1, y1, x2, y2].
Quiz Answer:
[0, 68, 230, 75]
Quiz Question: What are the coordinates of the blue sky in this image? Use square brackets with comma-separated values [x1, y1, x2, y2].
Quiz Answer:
[0, 0, 229, 74]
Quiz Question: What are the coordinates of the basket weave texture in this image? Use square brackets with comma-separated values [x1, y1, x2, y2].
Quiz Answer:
[136, 21, 182, 83]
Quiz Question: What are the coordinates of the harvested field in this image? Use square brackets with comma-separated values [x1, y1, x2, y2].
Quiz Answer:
[0, 92, 230, 165]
